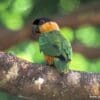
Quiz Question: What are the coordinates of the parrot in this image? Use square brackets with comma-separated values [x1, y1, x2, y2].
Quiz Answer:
[32, 17, 72, 73]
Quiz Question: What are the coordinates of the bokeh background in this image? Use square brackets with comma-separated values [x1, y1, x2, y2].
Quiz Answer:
[0, 0, 100, 99]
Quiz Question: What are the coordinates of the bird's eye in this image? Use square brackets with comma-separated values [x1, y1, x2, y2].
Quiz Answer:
[39, 20, 45, 25]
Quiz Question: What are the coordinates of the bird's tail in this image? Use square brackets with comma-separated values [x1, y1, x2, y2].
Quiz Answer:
[54, 58, 70, 73]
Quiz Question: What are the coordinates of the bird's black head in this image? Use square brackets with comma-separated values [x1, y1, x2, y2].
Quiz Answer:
[32, 17, 59, 34]
[33, 17, 52, 26]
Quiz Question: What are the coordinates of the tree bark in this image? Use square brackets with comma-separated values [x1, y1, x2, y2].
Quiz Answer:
[0, 51, 100, 100]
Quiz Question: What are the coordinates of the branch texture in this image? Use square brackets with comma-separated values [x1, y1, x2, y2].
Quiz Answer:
[0, 52, 100, 100]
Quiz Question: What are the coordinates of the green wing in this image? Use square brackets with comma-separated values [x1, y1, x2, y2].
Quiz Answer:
[39, 30, 72, 61]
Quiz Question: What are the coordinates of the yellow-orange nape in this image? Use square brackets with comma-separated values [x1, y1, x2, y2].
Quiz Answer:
[39, 21, 60, 33]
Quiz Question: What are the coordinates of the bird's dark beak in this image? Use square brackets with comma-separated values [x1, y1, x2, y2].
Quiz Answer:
[32, 25, 40, 34]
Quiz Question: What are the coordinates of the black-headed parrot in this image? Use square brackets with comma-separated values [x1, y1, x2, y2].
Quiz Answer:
[32, 17, 72, 73]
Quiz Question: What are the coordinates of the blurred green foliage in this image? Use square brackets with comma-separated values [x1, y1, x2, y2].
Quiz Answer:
[60, 27, 74, 42]
[0, 91, 21, 100]
[0, 0, 99, 30]
[0, 92, 8, 100]
[76, 25, 100, 47]
[1, 12, 24, 30]
[32, 0, 60, 17]
[0, 0, 33, 30]
[8, 41, 44, 63]
[60, 0, 80, 13]
[0, 0, 100, 30]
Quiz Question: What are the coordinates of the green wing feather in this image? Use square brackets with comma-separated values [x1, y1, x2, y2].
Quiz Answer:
[39, 31, 62, 56]
[39, 30, 72, 72]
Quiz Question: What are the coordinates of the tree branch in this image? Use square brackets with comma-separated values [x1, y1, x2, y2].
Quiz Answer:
[0, 51, 100, 100]
[54, 3, 100, 28]
[0, 23, 32, 50]
[73, 43, 100, 59]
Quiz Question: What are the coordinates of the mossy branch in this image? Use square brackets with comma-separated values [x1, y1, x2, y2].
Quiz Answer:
[0, 51, 100, 100]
